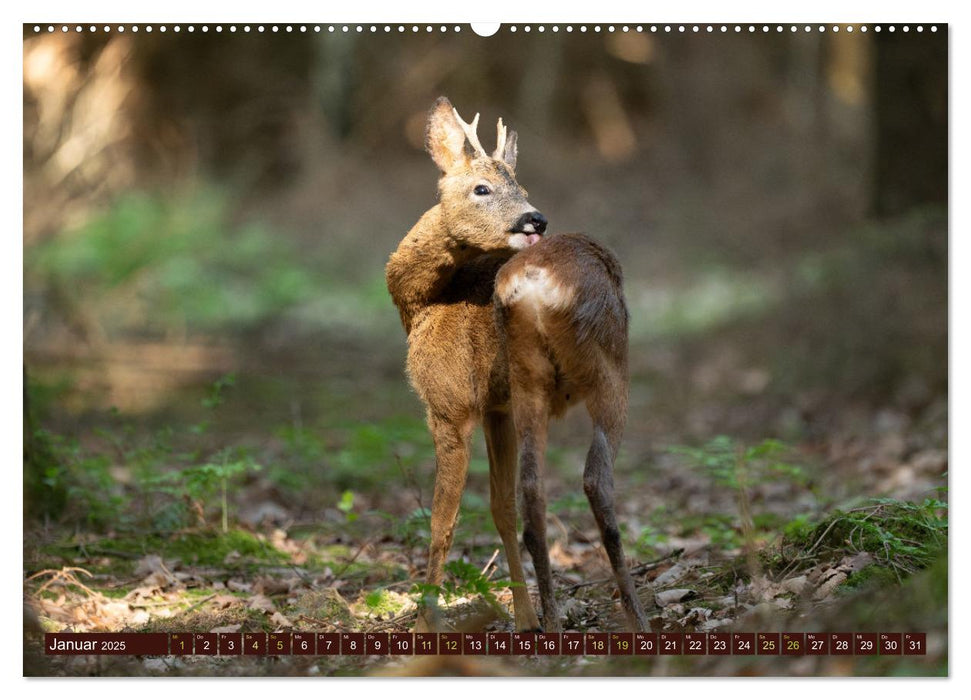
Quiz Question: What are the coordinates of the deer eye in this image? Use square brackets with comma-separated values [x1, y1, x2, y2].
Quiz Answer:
[473, 184, 492, 196]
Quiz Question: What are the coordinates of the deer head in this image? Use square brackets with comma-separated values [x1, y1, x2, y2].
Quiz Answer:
[425, 97, 547, 251]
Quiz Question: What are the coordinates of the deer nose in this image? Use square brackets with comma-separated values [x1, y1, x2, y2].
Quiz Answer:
[515, 211, 547, 235]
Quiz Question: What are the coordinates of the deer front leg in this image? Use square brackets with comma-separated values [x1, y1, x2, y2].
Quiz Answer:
[415, 415, 473, 633]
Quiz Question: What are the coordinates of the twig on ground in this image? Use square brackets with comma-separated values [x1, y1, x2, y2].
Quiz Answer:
[481, 549, 499, 578]
[564, 549, 683, 594]
[182, 593, 217, 614]
[331, 538, 375, 580]
[394, 453, 426, 515]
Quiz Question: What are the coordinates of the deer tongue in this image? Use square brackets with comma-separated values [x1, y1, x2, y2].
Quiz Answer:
[527, 234, 542, 246]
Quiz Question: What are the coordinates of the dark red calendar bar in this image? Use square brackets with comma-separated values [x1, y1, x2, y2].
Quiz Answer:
[684, 633, 705, 656]
[806, 633, 828, 655]
[365, 633, 388, 655]
[904, 633, 926, 655]
[537, 632, 559, 655]
[41, 631, 930, 655]
[316, 633, 340, 655]
[415, 632, 437, 655]
[561, 632, 584, 655]
[757, 632, 780, 655]
[293, 633, 315, 655]
[487, 632, 511, 655]
[194, 633, 218, 655]
[391, 632, 414, 655]
[170, 632, 192, 655]
[219, 632, 242, 655]
[586, 632, 609, 655]
[635, 632, 658, 655]
[341, 632, 365, 655]
[464, 633, 486, 655]
[243, 632, 266, 656]
[782, 632, 804, 656]
[880, 633, 902, 656]
[708, 633, 730, 656]
[268, 633, 291, 655]
[660, 632, 682, 655]
[45, 633, 168, 655]
[855, 633, 878, 656]
[610, 633, 633, 655]
[513, 632, 535, 655]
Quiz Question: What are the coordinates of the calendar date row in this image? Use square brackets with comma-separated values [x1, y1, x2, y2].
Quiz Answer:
[45, 631, 926, 656]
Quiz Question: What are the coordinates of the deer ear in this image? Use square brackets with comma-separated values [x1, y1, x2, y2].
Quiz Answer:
[425, 97, 473, 173]
[501, 129, 518, 171]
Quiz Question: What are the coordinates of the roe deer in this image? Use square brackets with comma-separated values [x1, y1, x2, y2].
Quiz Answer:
[386, 97, 648, 632]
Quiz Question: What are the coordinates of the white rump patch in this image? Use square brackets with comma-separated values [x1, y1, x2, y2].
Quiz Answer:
[497, 265, 574, 313]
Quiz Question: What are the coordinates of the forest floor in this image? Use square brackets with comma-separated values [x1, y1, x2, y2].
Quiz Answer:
[22, 174, 948, 677]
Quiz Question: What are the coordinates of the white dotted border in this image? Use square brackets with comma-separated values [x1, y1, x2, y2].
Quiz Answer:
[29, 24, 941, 34]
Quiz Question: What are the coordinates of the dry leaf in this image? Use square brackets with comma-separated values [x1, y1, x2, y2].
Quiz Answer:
[269, 611, 293, 629]
[655, 588, 698, 607]
[246, 594, 276, 613]
[812, 570, 847, 601]
[653, 562, 689, 587]
[223, 550, 242, 565]
[133, 555, 167, 578]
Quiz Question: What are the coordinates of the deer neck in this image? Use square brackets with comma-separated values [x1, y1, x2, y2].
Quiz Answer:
[386, 204, 481, 333]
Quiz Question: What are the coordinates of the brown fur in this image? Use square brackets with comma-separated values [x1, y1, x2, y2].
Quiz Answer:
[385, 97, 648, 632]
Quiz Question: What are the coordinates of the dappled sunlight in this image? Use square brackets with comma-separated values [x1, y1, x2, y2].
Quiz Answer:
[629, 267, 782, 340]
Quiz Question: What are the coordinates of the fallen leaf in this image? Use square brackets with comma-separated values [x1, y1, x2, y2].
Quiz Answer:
[209, 594, 240, 610]
[653, 562, 690, 588]
[269, 611, 293, 629]
[655, 588, 698, 607]
[246, 594, 276, 613]
[841, 552, 874, 573]
[134, 555, 168, 578]
[254, 577, 290, 596]
[223, 550, 242, 565]
[813, 570, 847, 601]
[210, 624, 242, 634]
[781, 576, 808, 595]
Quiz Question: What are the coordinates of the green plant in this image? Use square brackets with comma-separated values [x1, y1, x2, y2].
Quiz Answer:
[796, 498, 947, 579]
[670, 436, 808, 490]
[666, 436, 812, 554]
[337, 490, 358, 523]
[411, 560, 514, 617]
[29, 188, 317, 335]
[634, 527, 670, 558]
[26, 429, 126, 528]
[145, 448, 262, 533]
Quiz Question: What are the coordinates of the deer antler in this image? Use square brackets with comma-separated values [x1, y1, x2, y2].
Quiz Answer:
[452, 108, 488, 158]
[493, 118, 508, 160]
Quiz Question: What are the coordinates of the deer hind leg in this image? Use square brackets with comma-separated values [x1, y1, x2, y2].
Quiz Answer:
[509, 346, 560, 632]
[416, 413, 474, 633]
[584, 373, 650, 632]
[484, 411, 541, 631]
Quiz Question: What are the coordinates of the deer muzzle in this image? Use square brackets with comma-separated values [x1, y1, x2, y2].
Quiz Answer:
[509, 211, 548, 247]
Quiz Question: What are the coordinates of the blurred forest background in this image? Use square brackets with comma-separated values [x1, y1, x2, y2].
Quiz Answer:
[23, 25, 947, 676]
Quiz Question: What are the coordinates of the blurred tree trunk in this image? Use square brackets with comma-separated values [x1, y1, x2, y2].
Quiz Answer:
[315, 33, 358, 140]
[872, 30, 947, 216]
[516, 35, 564, 137]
